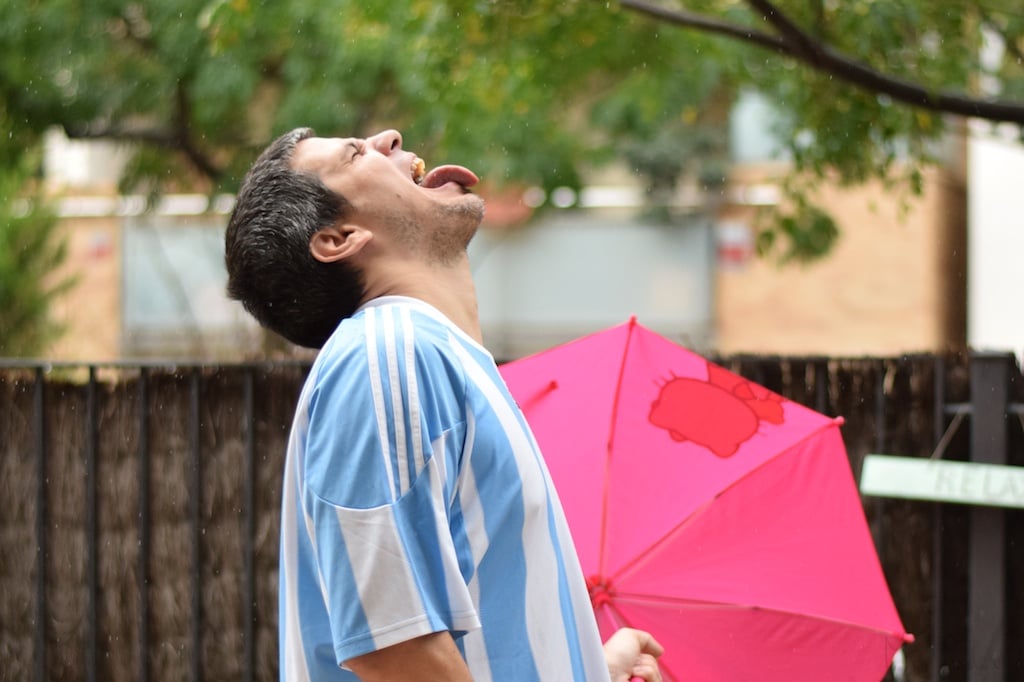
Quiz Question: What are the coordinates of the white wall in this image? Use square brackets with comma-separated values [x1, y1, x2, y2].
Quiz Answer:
[967, 123, 1024, 357]
[729, 90, 787, 163]
[469, 211, 714, 360]
[44, 127, 131, 189]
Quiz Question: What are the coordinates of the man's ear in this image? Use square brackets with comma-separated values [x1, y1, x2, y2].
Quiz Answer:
[310, 224, 372, 263]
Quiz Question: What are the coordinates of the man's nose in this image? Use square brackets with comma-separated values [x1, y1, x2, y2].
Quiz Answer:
[367, 129, 402, 155]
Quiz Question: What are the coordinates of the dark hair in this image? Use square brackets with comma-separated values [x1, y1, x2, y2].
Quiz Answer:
[225, 127, 365, 348]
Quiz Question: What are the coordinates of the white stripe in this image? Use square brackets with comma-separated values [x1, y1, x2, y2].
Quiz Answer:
[427, 431, 480, 626]
[303, 506, 331, 607]
[282, 396, 313, 682]
[365, 309, 397, 501]
[401, 307, 426, 479]
[550, 492, 608, 682]
[383, 308, 411, 495]
[456, 411, 493, 682]
[295, 382, 331, 606]
[335, 488, 426, 638]
[450, 342, 572, 678]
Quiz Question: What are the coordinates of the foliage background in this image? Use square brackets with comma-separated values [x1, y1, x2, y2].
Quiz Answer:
[0, 0, 1022, 346]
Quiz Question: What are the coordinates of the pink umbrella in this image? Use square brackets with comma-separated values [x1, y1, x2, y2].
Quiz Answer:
[499, 318, 912, 681]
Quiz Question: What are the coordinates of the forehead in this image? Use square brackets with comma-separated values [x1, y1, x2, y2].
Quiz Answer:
[290, 136, 359, 174]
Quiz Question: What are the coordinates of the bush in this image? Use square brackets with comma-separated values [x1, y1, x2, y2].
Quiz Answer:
[0, 160, 75, 356]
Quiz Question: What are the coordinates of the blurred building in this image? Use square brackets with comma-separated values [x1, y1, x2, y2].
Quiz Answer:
[967, 121, 1024, 359]
[712, 92, 968, 356]
[43, 130, 261, 361]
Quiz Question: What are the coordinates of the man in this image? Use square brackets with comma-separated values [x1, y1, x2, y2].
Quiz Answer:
[225, 127, 663, 681]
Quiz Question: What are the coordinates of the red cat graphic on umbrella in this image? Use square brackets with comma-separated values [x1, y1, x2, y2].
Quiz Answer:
[649, 362, 785, 457]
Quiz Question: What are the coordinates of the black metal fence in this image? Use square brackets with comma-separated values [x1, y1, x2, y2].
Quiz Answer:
[0, 352, 1021, 682]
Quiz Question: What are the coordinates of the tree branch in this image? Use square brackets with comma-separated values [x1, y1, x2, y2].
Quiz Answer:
[64, 123, 177, 146]
[617, 0, 1024, 124]
[63, 84, 223, 183]
[64, 118, 223, 183]
[617, 0, 789, 53]
[172, 82, 222, 182]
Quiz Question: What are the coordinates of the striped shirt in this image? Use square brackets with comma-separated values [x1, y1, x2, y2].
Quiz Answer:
[279, 296, 607, 681]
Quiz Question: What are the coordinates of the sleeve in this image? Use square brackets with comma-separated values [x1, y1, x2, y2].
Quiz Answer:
[301, 306, 480, 666]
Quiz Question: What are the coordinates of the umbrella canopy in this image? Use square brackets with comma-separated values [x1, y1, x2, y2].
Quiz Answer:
[499, 318, 912, 681]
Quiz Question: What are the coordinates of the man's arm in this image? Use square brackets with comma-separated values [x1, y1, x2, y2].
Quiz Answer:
[345, 631, 474, 682]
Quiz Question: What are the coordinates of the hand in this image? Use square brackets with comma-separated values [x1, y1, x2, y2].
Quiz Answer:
[603, 627, 664, 682]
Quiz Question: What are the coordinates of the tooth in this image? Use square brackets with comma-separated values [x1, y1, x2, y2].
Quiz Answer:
[412, 157, 426, 184]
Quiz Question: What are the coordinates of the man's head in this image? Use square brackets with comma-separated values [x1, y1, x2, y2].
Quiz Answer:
[292, 129, 484, 267]
[225, 128, 483, 348]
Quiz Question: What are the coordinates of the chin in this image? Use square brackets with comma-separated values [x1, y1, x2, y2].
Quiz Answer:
[461, 193, 486, 220]
[453, 195, 486, 234]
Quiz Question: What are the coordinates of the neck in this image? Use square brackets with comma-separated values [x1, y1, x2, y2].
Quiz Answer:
[360, 253, 483, 344]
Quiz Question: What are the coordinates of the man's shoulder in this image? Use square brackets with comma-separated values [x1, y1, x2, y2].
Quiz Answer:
[313, 302, 458, 377]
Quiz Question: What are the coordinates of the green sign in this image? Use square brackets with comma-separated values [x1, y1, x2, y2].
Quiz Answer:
[859, 455, 1024, 510]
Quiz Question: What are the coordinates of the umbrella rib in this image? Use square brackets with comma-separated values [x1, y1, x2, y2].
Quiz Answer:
[599, 316, 639, 578]
[608, 418, 843, 585]
[608, 495, 714, 583]
[608, 592, 914, 643]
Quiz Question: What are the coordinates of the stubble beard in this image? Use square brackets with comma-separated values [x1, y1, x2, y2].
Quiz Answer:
[411, 195, 486, 266]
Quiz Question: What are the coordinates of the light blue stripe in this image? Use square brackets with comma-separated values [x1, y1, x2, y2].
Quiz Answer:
[306, 349, 392, 508]
[393, 307, 419, 494]
[545, 495, 587, 679]
[293, 488, 364, 679]
[372, 308, 403, 496]
[447, 490, 477, 585]
[392, 468, 456, 631]
[469, 421, 541, 682]
[362, 307, 398, 501]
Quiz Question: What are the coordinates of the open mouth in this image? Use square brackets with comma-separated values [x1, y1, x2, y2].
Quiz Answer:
[412, 156, 481, 191]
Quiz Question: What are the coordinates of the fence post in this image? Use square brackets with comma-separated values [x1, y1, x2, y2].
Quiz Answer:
[967, 351, 1012, 681]
[137, 368, 151, 682]
[189, 369, 203, 682]
[33, 368, 47, 682]
[931, 356, 945, 682]
[86, 368, 98, 682]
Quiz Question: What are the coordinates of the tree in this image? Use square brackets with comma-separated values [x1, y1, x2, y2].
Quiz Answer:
[0, 160, 75, 356]
[0, 0, 1021, 261]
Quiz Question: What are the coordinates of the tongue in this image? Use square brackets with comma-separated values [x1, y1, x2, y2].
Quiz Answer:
[421, 164, 479, 190]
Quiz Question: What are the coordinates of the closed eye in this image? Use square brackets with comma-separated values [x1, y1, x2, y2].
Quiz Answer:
[344, 141, 364, 163]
